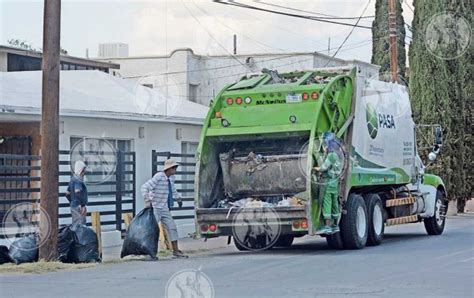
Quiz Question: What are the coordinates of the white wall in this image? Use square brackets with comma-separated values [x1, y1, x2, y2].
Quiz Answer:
[0, 52, 8, 72]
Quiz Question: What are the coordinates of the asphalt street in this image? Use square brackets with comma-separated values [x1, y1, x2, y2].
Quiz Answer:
[1, 215, 473, 298]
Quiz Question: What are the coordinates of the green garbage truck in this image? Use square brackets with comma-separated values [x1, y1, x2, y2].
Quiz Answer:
[194, 67, 448, 250]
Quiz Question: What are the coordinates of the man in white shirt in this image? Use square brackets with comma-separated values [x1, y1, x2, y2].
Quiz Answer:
[141, 159, 188, 258]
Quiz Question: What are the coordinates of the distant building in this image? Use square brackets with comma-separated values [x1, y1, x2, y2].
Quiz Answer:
[98, 48, 380, 106]
[98, 43, 129, 58]
[0, 45, 119, 73]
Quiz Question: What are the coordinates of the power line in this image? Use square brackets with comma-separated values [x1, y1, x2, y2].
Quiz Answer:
[191, 0, 288, 53]
[213, 0, 372, 30]
[181, 0, 253, 71]
[255, 0, 375, 20]
[324, 0, 372, 67]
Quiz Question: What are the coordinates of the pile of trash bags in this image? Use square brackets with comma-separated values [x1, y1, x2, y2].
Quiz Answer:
[212, 195, 305, 209]
[121, 207, 159, 259]
[59, 224, 101, 263]
[0, 224, 100, 265]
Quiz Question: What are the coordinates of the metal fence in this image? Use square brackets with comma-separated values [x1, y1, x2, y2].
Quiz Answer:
[0, 150, 136, 238]
[151, 150, 195, 220]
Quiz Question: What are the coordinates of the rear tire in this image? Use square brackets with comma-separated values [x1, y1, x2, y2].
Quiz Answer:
[340, 194, 368, 249]
[424, 190, 447, 235]
[365, 193, 384, 246]
[274, 235, 294, 247]
[326, 232, 345, 249]
[233, 238, 248, 251]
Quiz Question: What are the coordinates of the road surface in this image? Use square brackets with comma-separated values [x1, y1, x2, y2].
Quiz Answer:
[1, 215, 473, 297]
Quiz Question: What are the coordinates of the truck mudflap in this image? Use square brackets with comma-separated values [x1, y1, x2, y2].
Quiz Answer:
[196, 206, 308, 237]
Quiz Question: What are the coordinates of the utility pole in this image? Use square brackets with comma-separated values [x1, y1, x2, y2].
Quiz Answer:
[388, 0, 398, 83]
[39, 0, 61, 261]
[233, 34, 237, 55]
[328, 37, 331, 55]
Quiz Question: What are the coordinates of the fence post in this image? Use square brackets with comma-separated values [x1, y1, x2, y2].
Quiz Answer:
[151, 150, 156, 177]
[91, 211, 102, 259]
[132, 152, 136, 216]
[115, 150, 123, 232]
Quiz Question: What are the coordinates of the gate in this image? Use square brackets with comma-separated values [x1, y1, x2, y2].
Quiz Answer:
[0, 150, 136, 238]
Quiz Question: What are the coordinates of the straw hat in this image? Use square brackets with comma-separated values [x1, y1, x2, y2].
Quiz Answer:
[163, 159, 180, 171]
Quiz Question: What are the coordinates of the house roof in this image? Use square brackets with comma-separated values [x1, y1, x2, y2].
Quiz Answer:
[0, 45, 120, 70]
[0, 70, 208, 125]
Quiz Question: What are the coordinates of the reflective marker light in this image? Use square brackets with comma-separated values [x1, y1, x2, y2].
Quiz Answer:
[236, 97, 243, 105]
[292, 220, 301, 229]
[244, 97, 252, 104]
[302, 92, 309, 100]
[226, 98, 234, 105]
[301, 219, 308, 230]
[215, 111, 222, 118]
[201, 224, 209, 232]
[311, 92, 319, 100]
[209, 223, 217, 232]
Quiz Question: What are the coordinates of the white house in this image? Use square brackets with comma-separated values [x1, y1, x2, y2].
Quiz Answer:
[0, 70, 208, 235]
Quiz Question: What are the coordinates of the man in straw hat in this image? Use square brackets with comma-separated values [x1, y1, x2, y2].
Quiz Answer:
[141, 159, 188, 258]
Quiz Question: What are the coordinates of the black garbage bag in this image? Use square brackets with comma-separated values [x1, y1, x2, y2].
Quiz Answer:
[8, 234, 39, 264]
[121, 207, 159, 258]
[58, 225, 75, 263]
[0, 245, 13, 264]
[69, 224, 100, 263]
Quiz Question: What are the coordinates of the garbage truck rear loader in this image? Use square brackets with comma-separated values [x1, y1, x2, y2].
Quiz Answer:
[194, 67, 448, 250]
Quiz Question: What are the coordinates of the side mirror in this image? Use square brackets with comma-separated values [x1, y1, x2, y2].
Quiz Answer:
[434, 126, 443, 145]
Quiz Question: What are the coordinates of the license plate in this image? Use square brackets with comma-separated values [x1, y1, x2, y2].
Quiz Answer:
[286, 94, 302, 103]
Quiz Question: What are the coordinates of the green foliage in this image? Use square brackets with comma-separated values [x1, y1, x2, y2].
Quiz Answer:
[371, 0, 407, 80]
[7, 39, 35, 51]
[409, 0, 473, 202]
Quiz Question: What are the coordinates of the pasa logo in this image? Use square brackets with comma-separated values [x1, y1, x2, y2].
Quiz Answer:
[366, 103, 378, 139]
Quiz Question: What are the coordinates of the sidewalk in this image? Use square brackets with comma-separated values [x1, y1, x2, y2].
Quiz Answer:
[102, 235, 230, 262]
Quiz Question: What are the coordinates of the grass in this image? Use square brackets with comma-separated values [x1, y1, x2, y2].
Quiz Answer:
[0, 261, 97, 274]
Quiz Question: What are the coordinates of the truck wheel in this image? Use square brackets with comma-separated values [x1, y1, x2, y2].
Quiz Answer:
[365, 193, 384, 246]
[424, 190, 447, 235]
[326, 232, 345, 249]
[274, 235, 294, 247]
[233, 238, 248, 251]
[341, 194, 368, 249]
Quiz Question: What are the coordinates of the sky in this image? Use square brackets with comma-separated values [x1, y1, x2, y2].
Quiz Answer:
[0, 0, 414, 63]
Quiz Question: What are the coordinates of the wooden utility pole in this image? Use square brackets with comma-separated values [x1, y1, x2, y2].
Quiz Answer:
[388, 0, 398, 83]
[233, 34, 237, 55]
[39, 0, 61, 261]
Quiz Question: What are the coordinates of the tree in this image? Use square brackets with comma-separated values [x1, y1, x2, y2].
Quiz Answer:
[408, 0, 472, 209]
[371, 0, 407, 80]
[7, 39, 36, 51]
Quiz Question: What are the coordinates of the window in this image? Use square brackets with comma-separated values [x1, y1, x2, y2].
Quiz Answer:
[69, 137, 133, 194]
[188, 83, 199, 103]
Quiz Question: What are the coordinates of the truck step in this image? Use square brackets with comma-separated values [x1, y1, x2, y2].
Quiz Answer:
[385, 196, 417, 207]
[386, 215, 418, 226]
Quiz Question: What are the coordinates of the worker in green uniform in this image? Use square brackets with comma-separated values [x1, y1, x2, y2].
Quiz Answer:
[314, 132, 343, 233]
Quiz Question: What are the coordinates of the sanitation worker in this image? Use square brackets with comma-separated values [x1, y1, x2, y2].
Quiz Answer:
[314, 132, 343, 233]
[141, 159, 188, 258]
[66, 160, 88, 225]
